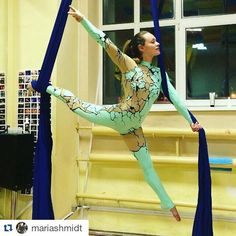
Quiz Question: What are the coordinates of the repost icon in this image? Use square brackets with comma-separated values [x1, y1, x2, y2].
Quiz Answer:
[4, 224, 13, 232]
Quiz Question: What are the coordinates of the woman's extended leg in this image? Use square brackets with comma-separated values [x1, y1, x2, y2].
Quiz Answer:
[45, 85, 117, 129]
[122, 127, 181, 221]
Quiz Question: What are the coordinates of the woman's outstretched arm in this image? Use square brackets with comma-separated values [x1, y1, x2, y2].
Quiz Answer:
[68, 5, 136, 73]
[163, 73, 202, 132]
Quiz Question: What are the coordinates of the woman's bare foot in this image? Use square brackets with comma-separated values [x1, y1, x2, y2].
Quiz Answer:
[170, 207, 181, 221]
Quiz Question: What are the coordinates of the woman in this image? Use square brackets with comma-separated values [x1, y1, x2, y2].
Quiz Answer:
[29, 6, 201, 221]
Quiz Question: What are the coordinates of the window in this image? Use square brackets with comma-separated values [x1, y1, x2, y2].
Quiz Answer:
[101, 0, 236, 109]
[183, 0, 236, 17]
[103, 0, 134, 24]
[141, 26, 175, 103]
[186, 24, 236, 99]
[140, 0, 174, 21]
[103, 30, 134, 104]
[102, 0, 175, 105]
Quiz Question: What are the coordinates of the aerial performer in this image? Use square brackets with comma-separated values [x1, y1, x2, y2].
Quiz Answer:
[29, 5, 202, 221]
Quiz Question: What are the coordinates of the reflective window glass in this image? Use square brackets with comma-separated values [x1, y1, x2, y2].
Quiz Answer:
[103, 0, 134, 24]
[140, 0, 174, 21]
[103, 27, 175, 104]
[184, 0, 236, 17]
[142, 27, 175, 103]
[186, 25, 236, 99]
[103, 30, 134, 104]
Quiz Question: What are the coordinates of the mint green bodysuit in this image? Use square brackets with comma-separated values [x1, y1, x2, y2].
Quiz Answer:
[46, 17, 192, 209]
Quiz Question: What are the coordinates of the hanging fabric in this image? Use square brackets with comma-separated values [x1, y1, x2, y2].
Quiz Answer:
[150, 1, 213, 235]
[32, 0, 72, 219]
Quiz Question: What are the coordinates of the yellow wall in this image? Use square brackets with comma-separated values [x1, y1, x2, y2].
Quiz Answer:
[0, 0, 7, 71]
[51, 0, 79, 218]
[5, 0, 59, 127]
[1, 1, 236, 236]
[78, 111, 236, 236]
[0, 0, 79, 219]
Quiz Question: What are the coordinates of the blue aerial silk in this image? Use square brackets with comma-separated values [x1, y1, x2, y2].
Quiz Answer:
[150, 1, 213, 235]
[32, 0, 72, 219]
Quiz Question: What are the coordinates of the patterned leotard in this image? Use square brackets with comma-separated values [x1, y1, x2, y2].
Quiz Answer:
[46, 17, 192, 135]
[45, 17, 193, 210]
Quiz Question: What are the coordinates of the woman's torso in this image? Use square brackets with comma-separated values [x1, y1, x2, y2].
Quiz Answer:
[116, 64, 162, 117]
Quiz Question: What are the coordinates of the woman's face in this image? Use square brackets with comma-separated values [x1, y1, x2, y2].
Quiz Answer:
[139, 32, 160, 58]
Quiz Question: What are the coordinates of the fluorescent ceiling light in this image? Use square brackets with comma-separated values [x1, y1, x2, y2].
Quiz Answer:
[186, 28, 203, 32]
[192, 43, 207, 50]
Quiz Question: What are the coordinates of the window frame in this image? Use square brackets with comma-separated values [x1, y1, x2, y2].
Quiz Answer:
[99, 0, 236, 111]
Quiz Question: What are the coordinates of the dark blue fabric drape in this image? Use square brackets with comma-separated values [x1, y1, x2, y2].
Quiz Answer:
[32, 0, 72, 219]
[150, 1, 213, 235]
